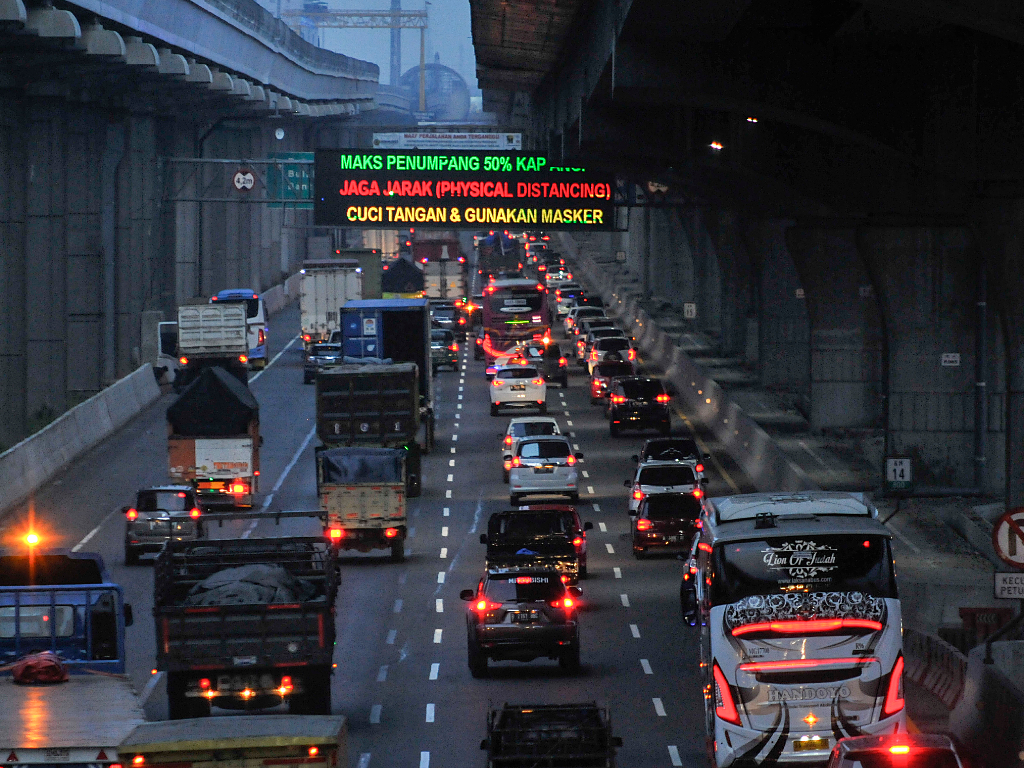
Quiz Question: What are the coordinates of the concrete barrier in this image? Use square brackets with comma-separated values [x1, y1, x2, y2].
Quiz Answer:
[904, 628, 968, 709]
[261, 271, 303, 316]
[564, 240, 816, 493]
[0, 364, 161, 516]
[950, 644, 1024, 768]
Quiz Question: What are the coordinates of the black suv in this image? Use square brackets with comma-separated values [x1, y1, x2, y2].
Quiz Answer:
[480, 508, 592, 584]
[460, 567, 582, 677]
[607, 377, 671, 436]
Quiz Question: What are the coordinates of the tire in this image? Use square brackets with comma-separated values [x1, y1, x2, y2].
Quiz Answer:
[634, 547, 646, 560]
[502, 469, 509, 484]
[539, 403, 548, 415]
[660, 421, 672, 436]
[167, 672, 211, 720]
[468, 643, 488, 678]
[453, 363, 460, 372]
[290, 667, 332, 714]
[510, 494, 521, 506]
[561, 378, 568, 389]
[609, 421, 619, 437]
[432, 365, 439, 375]
[580, 563, 588, 579]
[303, 374, 313, 385]
[559, 642, 581, 674]
[490, 404, 499, 417]
[569, 493, 579, 502]
[124, 546, 140, 567]
[407, 475, 422, 498]
[390, 540, 405, 563]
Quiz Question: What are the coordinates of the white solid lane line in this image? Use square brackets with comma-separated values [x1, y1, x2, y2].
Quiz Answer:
[641, 659, 653, 675]
[248, 334, 299, 384]
[370, 704, 382, 724]
[386, 630, 397, 644]
[630, 624, 641, 638]
[72, 507, 119, 552]
[668, 746, 682, 767]
[613, 567, 622, 579]
[620, 594, 630, 607]
[429, 663, 439, 680]
[653, 698, 667, 717]
[376, 665, 388, 682]
[433, 629, 443, 643]
[605, 543, 615, 554]
[599, 522, 607, 532]
[426, 704, 435, 723]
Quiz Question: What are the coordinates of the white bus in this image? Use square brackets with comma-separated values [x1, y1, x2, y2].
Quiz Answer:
[683, 492, 906, 766]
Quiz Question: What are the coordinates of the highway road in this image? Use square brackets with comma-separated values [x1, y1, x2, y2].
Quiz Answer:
[0, 297, 934, 767]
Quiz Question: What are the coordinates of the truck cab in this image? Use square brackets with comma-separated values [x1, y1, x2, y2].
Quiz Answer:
[211, 289, 268, 369]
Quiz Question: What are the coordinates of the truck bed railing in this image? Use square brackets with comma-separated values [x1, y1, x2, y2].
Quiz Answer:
[485, 703, 619, 768]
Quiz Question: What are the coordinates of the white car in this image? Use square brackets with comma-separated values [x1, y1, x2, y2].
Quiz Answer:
[587, 336, 636, 374]
[625, 461, 701, 513]
[564, 305, 605, 335]
[490, 365, 547, 416]
[485, 352, 526, 380]
[509, 436, 582, 505]
[501, 417, 562, 481]
[554, 283, 583, 318]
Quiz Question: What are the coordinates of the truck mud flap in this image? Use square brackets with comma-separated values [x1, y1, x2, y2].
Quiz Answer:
[406, 442, 422, 497]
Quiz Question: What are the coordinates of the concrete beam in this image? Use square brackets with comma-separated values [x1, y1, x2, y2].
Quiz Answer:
[82, 22, 124, 58]
[0, 0, 26, 24]
[25, 7, 80, 39]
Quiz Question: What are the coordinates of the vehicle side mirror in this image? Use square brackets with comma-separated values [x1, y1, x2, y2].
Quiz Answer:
[575, 452, 584, 460]
[568, 586, 583, 597]
[460, 590, 475, 601]
[123, 603, 134, 627]
[681, 582, 698, 626]
[629, 510, 638, 518]
[479, 534, 488, 544]
[623, 480, 631, 487]
[583, 521, 593, 531]
[701, 477, 709, 486]
[630, 455, 639, 463]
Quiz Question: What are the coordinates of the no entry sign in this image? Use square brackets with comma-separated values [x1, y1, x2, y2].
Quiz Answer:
[992, 508, 1024, 571]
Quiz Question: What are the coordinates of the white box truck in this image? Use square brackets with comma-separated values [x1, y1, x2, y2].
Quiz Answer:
[300, 259, 363, 350]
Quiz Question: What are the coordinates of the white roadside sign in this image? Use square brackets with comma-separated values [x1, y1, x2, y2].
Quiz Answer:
[995, 572, 1024, 599]
[372, 132, 522, 150]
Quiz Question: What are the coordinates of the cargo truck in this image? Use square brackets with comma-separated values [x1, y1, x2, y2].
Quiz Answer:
[0, 549, 143, 768]
[317, 446, 408, 561]
[316, 362, 423, 498]
[167, 366, 260, 508]
[175, 303, 249, 391]
[415, 238, 466, 301]
[299, 259, 363, 351]
[153, 528, 338, 718]
[119, 716, 347, 768]
[482, 703, 623, 768]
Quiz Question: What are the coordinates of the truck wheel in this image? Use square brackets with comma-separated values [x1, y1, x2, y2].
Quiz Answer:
[559, 643, 581, 674]
[390, 540, 405, 563]
[609, 421, 619, 437]
[291, 668, 332, 715]
[510, 494, 521, 506]
[502, 469, 509, 483]
[124, 546, 139, 566]
[468, 643, 488, 678]
[539, 403, 548, 415]
[407, 476, 422, 498]
[490, 404, 499, 417]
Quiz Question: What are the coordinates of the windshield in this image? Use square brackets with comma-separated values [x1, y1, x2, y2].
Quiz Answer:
[484, 574, 565, 602]
[575, 308, 604, 319]
[620, 380, 663, 399]
[638, 466, 696, 486]
[644, 439, 700, 461]
[432, 308, 456, 320]
[311, 344, 342, 355]
[591, 329, 624, 340]
[496, 367, 539, 379]
[431, 330, 453, 342]
[491, 512, 571, 537]
[518, 441, 572, 459]
[137, 490, 193, 512]
[488, 291, 545, 317]
[511, 422, 558, 438]
[217, 297, 261, 318]
[596, 338, 630, 352]
[595, 362, 634, 378]
[643, 494, 703, 521]
[710, 534, 897, 605]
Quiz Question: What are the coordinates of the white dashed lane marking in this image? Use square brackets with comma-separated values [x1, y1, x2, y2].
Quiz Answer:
[653, 698, 667, 717]
[593, 503, 601, 512]
[440, 548, 448, 558]
[599, 522, 607, 532]
[447, 474, 454, 482]
[429, 663, 439, 681]
[426, 704, 435, 723]
[613, 567, 622, 579]
[376, 665, 388, 682]
[581, 470, 589, 478]
[386, 630, 397, 644]
[449, 459, 455, 466]
[393, 599, 403, 614]
[605, 543, 615, 554]
[357, 754, 371, 768]
[587, 485, 595, 494]
[370, 704, 382, 724]
[437, 572, 445, 583]
[630, 624, 641, 638]
[435, 599, 444, 613]
[443, 507, 450, 516]
[668, 746, 683, 767]
[433, 629, 443, 643]
[442, 527, 449, 537]
[641, 659, 653, 675]
[620, 594, 630, 607]
[446, 490, 452, 498]
[419, 753, 429, 768]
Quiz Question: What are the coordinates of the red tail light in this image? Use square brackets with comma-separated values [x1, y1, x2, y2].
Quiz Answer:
[512, 456, 521, 467]
[231, 483, 247, 494]
[531, 378, 544, 386]
[476, 599, 502, 612]
[695, 463, 704, 473]
[504, 459, 512, 470]
[178, 356, 189, 366]
[384, 527, 400, 539]
[189, 508, 201, 519]
[458, 317, 466, 325]
[476, 337, 483, 345]
[633, 489, 644, 501]
[610, 395, 626, 404]
[628, 349, 637, 361]
[562, 597, 575, 609]
[713, 663, 741, 725]
[302, 334, 312, 342]
[656, 394, 670, 403]
[536, 283, 545, 291]
[692, 488, 703, 499]
[698, 542, 713, 553]
[566, 455, 577, 466]
[328, 528, 344, 541]
[572, 536, 583, 547]
[504, 435, 513, 446]
[636, 518, 653, 531]
[239, 355, 248, 364]
[126, 508, 138, 521]
[883, 656, 906, 715]
[199, 677, 211, 690]
[449, 344, 458, 351]
[559, 357, 568, 366]
[731, 618, 885, 637]
[560, 574, 570, 583]
[258, 329, 265, 346]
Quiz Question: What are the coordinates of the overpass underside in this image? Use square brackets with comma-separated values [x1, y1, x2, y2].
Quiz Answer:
[0, 0, 378, 448]
[472, 0, 1024, 503]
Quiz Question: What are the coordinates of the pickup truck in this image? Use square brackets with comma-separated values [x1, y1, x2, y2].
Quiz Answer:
[120, 716, 347, 768]
[153, 529, 338, 718]
[317, 446, 407, 562]
[482, 702, 623, 768]
[0, 549, 142, 768]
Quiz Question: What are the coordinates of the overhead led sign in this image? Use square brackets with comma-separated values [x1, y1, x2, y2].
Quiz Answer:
[314, 150, 615, 230]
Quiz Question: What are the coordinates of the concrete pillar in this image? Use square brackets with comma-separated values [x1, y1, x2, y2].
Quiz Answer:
[743, 219, 810, 394]
[0, 94, 27, 448]
[857, 225, 977, 488]
[787, 225, 883, 429]
[707, 210, 755, 358]
[974, 200, 1024, 505]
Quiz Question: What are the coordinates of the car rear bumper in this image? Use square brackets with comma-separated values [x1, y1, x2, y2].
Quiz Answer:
[475, 626, 578, 659]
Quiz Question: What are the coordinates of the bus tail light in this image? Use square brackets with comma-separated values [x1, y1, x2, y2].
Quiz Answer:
[231, 483, 247, 494]
[302, 334, 312, 342]
[179, 356, 189, 366]
[328, 528, 344, 541]
[713, 663, 741, 725]
[883, 656, 905, 715]
[239, 355, 248, 364]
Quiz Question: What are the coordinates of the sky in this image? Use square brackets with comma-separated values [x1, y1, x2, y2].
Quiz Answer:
[257, 0, 480, 94]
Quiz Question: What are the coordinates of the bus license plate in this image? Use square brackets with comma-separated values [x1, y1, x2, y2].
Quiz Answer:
[793, 737, 828, 752]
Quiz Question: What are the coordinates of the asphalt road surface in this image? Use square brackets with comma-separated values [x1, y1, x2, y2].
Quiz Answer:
[0, 301, 930, 767]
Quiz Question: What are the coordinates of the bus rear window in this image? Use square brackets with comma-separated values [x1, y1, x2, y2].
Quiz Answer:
[710, 535, 897, 605]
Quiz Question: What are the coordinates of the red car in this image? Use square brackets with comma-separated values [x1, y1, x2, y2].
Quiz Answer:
[518, 503, 593, 578]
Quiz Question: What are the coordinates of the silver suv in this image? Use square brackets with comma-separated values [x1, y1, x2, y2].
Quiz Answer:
[508, 436, 582, 505]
